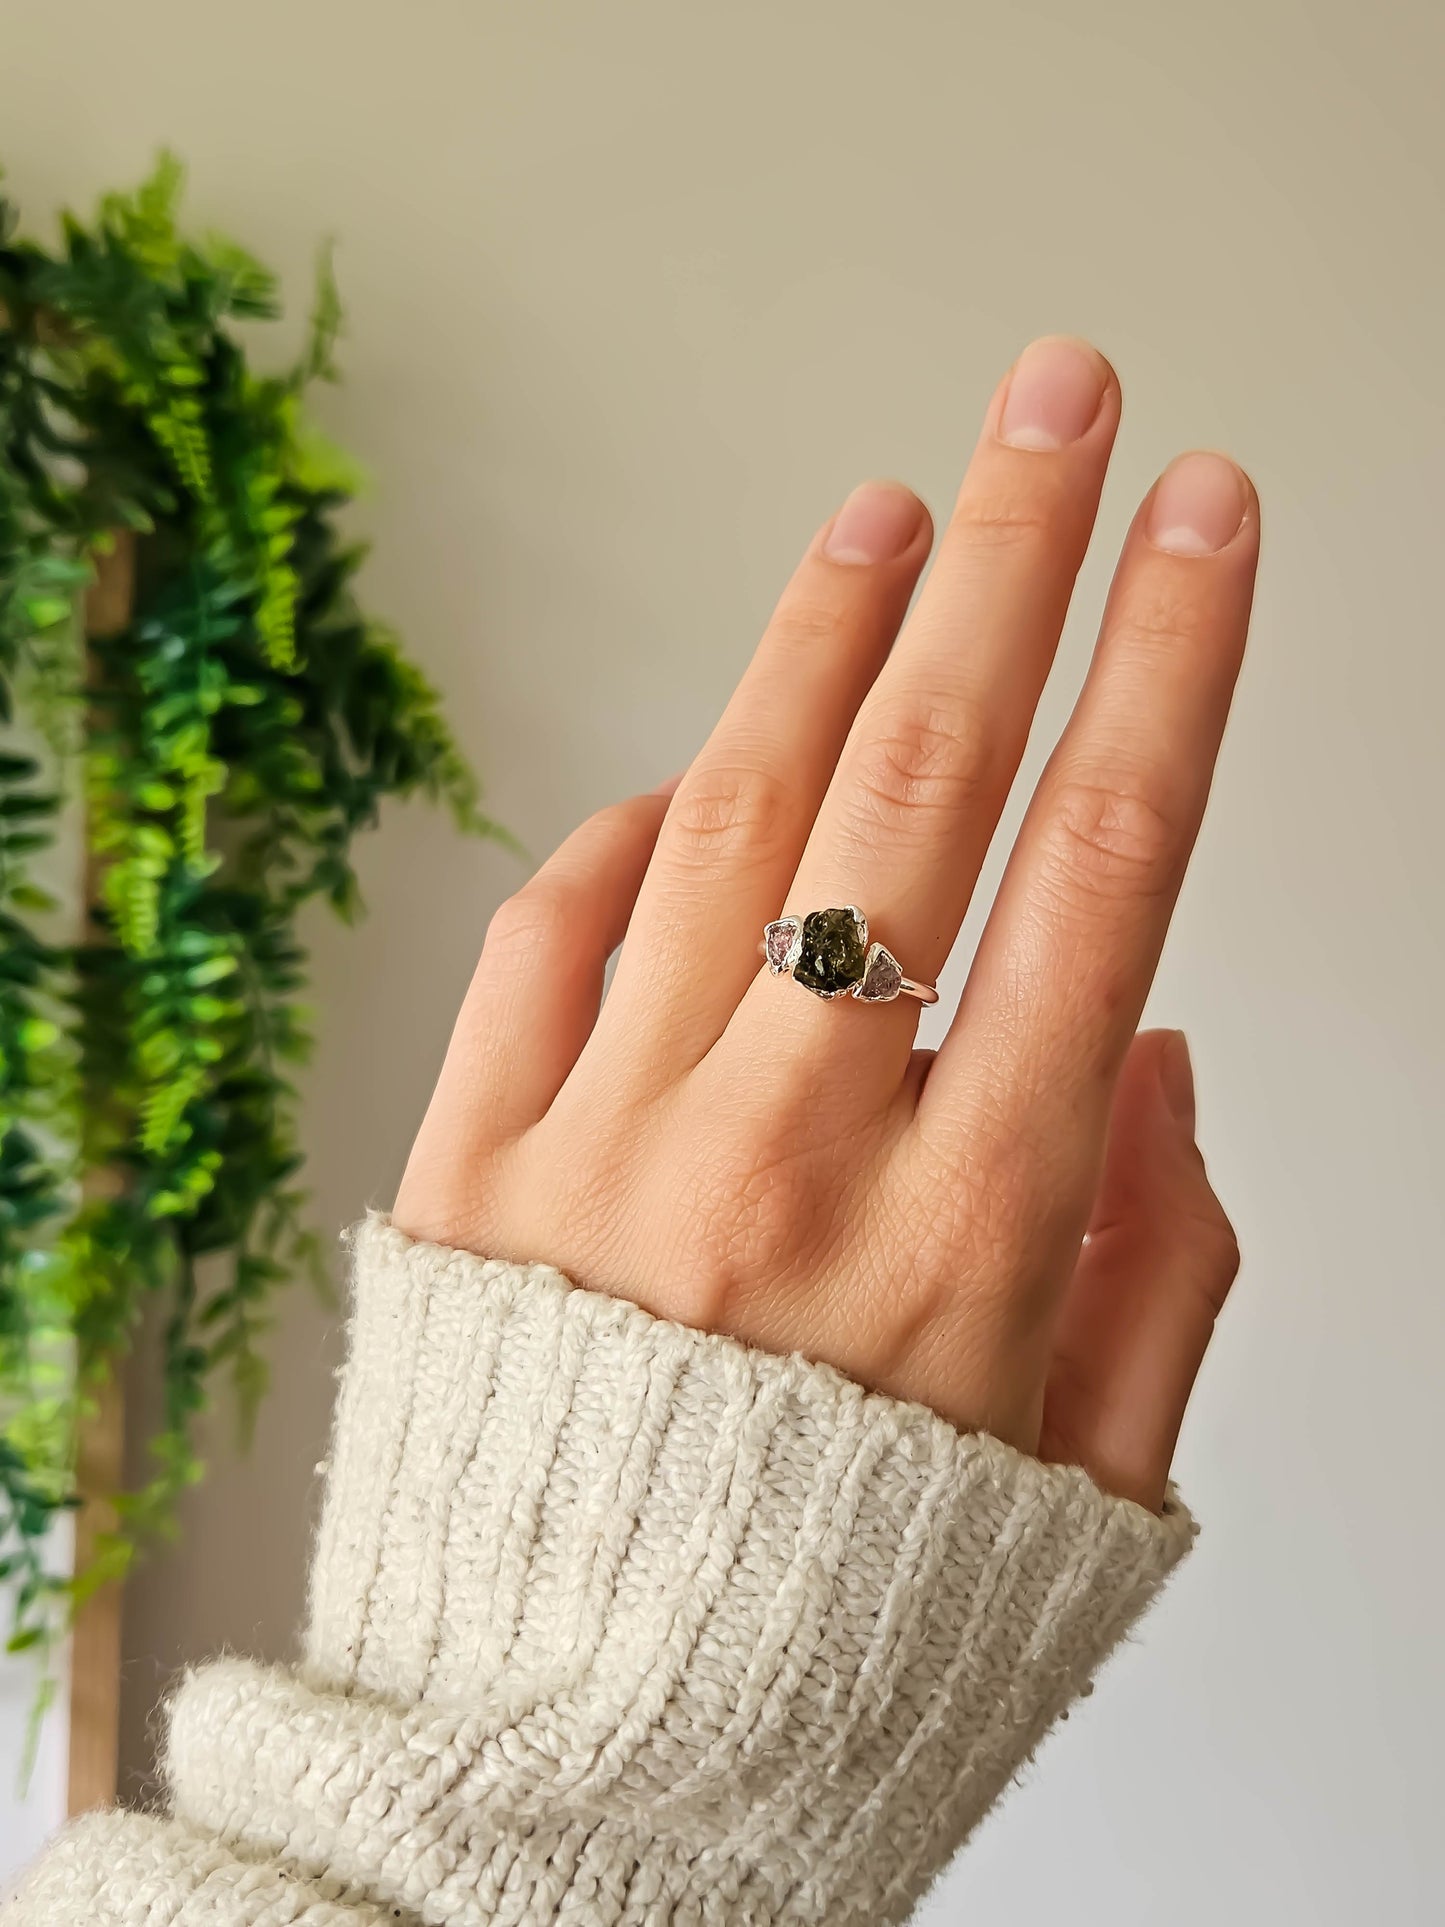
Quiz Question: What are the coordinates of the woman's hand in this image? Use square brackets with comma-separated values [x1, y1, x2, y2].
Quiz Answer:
[394, 336, 1256, 1513]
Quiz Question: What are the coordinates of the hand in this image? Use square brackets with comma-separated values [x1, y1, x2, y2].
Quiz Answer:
[394, 336, 1255, 1512]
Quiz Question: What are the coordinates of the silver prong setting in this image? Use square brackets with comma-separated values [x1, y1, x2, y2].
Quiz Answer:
[759, 907, 938, 1006]
[763, 916, 803, 974]
[853, 941, 905, 1002]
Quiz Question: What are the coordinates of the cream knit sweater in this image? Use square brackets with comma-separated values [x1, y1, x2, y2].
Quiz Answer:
[4, 1217, 1195, 1925]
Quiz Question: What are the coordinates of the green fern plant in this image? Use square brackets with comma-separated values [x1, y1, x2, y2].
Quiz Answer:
[0, 156, 499, 1669]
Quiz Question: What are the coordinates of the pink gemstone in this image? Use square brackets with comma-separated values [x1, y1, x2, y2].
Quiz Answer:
[764, 918, 800, 972]
[856, 944, 903, 1002]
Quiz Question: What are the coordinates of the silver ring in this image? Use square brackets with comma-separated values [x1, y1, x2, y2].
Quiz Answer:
[760, 907, 939, 1005]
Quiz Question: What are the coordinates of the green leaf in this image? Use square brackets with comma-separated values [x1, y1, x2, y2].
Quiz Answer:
[0, 148, 507, 1707]
[183, 955, 237, 986]
[7, 883, 56, 913]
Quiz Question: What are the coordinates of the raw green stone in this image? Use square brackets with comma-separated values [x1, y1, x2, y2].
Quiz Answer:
[793, 907, 867, 997]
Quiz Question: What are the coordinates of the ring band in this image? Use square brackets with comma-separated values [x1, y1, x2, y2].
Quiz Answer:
[760, 907, 939, 1005]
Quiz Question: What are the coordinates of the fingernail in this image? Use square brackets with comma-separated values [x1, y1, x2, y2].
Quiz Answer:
[998, 336, 1108, 450]
[1158, 1030, 1196, 1132]
[822, 480, 925, 565]
[1147, 452, 1247, 556]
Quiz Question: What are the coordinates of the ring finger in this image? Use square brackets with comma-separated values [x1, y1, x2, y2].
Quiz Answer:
[753, 336, 1121, 1063]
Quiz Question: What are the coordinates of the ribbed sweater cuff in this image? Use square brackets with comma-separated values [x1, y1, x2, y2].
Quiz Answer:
[5, 1217, 1195, 1927]
[155, 1217, 1196, 1925]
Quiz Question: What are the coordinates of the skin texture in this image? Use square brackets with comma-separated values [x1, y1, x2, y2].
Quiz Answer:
[395, 337, 1256, 1513]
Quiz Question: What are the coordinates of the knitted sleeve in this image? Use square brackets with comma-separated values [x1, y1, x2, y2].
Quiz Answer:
[4, 1215, 1194, 1926]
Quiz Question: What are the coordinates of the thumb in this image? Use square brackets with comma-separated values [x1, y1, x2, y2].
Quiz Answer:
[1038, 1029, 1241, 1511]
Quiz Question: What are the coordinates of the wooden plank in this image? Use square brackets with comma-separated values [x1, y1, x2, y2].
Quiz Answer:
[64, 1373, 125, 1816]
[66, 533, 135, 1818]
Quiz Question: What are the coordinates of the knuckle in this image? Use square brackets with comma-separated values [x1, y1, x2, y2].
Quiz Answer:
[772, 594, 847, 651]
[603, 791, 663, 835]
[1190, 1197, 1242, 1307]
[601, 789, 672, 854]
[887, 1140, 975, 1269]
[907, 1106, 1064, 1300]
[681, 1070, 873, 1286]
[1144, 1167, 1240, 1325]
[686, 1132, 821, 1292]
[1110, 585, 1211, 659]
[567, 795, 651, 861]
[666, 760, 795, 873]
[1044, 774, 1179, 905]
[393, 1153, 502, 1257]
[483, 883, 572, 960]
[729, 1149, 819, 1265]
[948, 486, 1055, 552]
[845, 695, 993, 841]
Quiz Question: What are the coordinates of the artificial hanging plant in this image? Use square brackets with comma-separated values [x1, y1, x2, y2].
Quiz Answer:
[0, 155, 497, 1667]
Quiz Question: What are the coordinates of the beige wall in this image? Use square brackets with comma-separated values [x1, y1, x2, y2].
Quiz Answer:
[3, 1, 1443, 1918]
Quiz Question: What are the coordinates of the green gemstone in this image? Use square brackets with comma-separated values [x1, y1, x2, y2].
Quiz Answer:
[793, 907, 867, 997]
